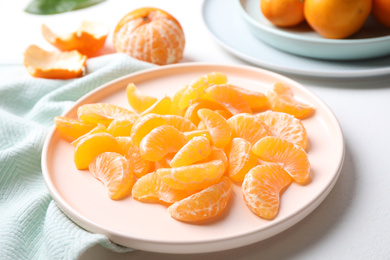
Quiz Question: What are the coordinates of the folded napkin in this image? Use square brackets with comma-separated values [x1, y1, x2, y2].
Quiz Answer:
[0, 54, 155, 260]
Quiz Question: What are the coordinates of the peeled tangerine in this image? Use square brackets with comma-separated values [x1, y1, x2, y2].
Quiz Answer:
[24, 45, 87, 79]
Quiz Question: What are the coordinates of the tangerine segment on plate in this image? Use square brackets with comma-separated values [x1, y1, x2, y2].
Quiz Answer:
[256, 111, 308, 150]
[157, 159, 226, 191]
[169, 136, 211, 168]
[229, 85, 268, 112]
[126, 83, 158, 113]
[107, 114, 140, 137]
[227, 113, 271, 146]
[200, 148, 229, 171]
[113, 7, 185, 65]
[73, 132, 118, 170]
[179, 72, 228, 110]
[184, 100, 227, 126]
[71, 124, 108, 147]
[54, 116, 96, 142]
[132, 172, 194, 204]
[140, 96, 172, 116]
[161, 115, 197, 132]
[139, 125, 188, 162]
[267, 82, 315, 119]
[242, 164, 292, 220]
[167, 176, 233, 222]
[227, 138, 258, 183]
[89, 152, 134, 200]
[197, 108, 232, 149]
[23, 45, 87, 79]
[204, 84, 252, 115]
[252, 136, 310, 184]
[130, 113, 167, 146]
[41, 21, 109, 56]
[77, 103, 135, 126]
[183, 129, 212, 142]
[116, 137, 154, 178]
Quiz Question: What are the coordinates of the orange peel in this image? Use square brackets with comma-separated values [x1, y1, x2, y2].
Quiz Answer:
[42, 21, 108, 56]
[23, 45, 87, 79]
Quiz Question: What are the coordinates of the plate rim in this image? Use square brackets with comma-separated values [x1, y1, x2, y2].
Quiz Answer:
[41, 62, 345, 253]
[201, 0, 390, 78]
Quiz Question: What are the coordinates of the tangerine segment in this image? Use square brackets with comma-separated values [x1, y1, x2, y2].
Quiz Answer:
[107, 114, 140, 137]
[116, 137, 154, 178]
[89, 152, 134, 200]
[183, 129, 211, 142]
[113, 7, 185, 65]
[77, 103, 134, 126]
[161, 115, 197, 132]
[73, 132, 118, 170]
[197, 108, 232, 149]
[167, 176, 233, 222]
[200, 148, 229, 171]
[54, 116, 96, 142]
[71, 124, 108, 147]
[267, 82, 315, 119]
[126, 83, 158, 113]
[205, 84, 252, 115]
[140, 96, 171, 116]
[227, 138, 258, 182]
[256, 111, 308, 150]
[230, 85, 268, 112]
[227, 113, 271, 145]
[139, 125, 187, 162]
[169, 136, 211, 168]
[184, 100, 227, 125]
[23, 45, 87, 79]
[132, 172, 193, 204]
[130, 113, 167, 146]
[41, 21, 108, 56]
[170, 86, 188, 116]
[179, 72, 228, 110]
[252, 136, 310, 184]
[157, 159, 225, 191]
[242, 164, 292, 220]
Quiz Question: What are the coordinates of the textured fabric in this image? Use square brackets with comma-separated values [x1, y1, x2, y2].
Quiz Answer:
[0, 54, 155, 260]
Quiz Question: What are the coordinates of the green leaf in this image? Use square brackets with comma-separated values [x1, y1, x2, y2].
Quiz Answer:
[25, 0, 106, 15]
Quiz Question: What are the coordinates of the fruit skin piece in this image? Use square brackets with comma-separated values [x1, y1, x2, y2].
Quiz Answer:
[54, 116, 96, 142]
[242, 164, 292, 220]
[256, 111, 308, 150]
[252, 136, 310, 184]
[261, 0, 305, 27]
[167, 176, 233, 222]
[197, 108, 232, 149]
[73, 132, 119, 170]
[23, 45, 87, 79]
[157, 159, 226, 191]
[89, 152, 134, 200]
[139, 125, 188, 162]
[169, 136, 211, 167]
[132, 172, 193, 204]
[304, 0, 372, 39]
[113, 7, 185, 65]
[373, 0, 390, 28]
[41, 21, 109, 56]
[227, 138, 258, 183]
[126, 83, 157, 113]
[267, 82, 314, 119]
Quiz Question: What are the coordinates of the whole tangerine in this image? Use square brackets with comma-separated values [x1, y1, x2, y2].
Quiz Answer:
[260, 0, 305, 27]
[304, 0, 372, 39]
[372, 0, 390, 28]
[113, 7, 185, 65]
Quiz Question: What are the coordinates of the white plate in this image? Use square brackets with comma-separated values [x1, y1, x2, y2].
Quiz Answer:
[238, 0, 390, 60]
[202, 0, 390, 78]
[41, 63, 344, 254]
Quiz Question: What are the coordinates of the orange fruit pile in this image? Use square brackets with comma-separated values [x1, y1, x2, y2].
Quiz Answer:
[55, 72, 315, 222]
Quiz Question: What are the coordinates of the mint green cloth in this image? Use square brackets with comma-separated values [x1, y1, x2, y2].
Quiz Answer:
[0, 54, 155, 259]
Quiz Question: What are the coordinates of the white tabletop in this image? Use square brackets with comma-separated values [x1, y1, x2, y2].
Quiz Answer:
[2, 0, 390, 259]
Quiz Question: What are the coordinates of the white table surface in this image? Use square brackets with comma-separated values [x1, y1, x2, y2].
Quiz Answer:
[1, 0, 390, 259]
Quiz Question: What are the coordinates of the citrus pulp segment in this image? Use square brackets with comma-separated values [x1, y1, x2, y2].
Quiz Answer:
[197, 108, 232, 148]
[77, 103, 135, 126]
[169, 136, 211, 168]
[227, 138, 258, 182]
[130, 113, 167, 146]
[126, 83, 158, 113]
[54, 116, 96, 142]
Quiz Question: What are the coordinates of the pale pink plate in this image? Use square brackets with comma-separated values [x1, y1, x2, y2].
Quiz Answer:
[41, 63, 344, 254]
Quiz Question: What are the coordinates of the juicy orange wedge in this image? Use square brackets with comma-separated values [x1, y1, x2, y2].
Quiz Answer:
[24, 45, 87, 79]
[54, 116, 96, 142]
[167, 176, 233, 222]
[126, 83, 158, 113]
[42, 21, 109, 56]
[227, 138, 258, 182]
[242, 164, 292, 220]
[169, 136, 211, 167]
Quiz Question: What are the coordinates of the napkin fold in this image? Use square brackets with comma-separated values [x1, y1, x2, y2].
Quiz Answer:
[0, 54, 155, 260]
